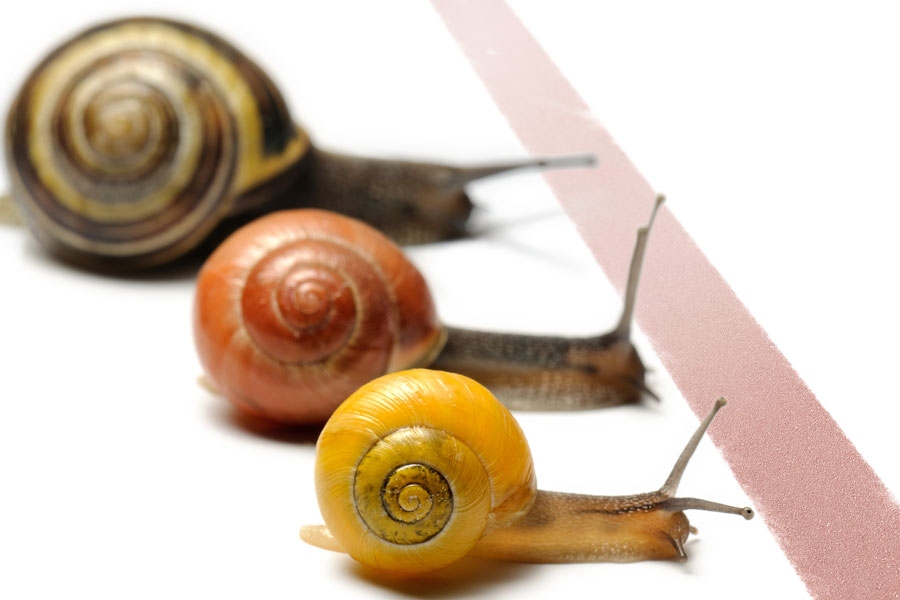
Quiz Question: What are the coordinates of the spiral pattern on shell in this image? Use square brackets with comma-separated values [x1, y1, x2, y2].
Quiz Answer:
[4, 17, 309, 269]
[314, 369, 537, 574]
[193, 210, 446, 424]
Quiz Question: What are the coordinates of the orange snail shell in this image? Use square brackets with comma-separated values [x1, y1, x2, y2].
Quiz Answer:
[193, 209, 446, 423]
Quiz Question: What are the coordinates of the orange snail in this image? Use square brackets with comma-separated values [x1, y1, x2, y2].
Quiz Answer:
[193, 197, 664, 424]
[301, 369, 754, 574]
[2, 16, 593, 271]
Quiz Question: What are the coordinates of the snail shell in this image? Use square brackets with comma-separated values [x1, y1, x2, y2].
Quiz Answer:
[193, 209, 445, 424]
[4, 17, 308, 269]
[313, 369, 536, 574]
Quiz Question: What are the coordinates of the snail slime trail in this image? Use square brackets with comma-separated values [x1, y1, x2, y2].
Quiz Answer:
[4, 17, 596, 272]
[432, 195, 665, 410]
[302, 370, 754, 574]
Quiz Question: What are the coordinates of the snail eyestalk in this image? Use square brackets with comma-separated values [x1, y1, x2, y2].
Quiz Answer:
[659, 498, 755, 519]
[660, 396, 726, 496]
[613, 194, 665, 339]
[656, 397, 754, 519]
[440, 152, 598, 187]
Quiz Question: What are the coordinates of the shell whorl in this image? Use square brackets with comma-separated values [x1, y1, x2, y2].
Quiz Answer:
[193, 210, 445, 424]
[239, 238, 392, 365]
[5, 17, 308, 269]
[354, 427, 487, 549]
[314, 369, 537, 573]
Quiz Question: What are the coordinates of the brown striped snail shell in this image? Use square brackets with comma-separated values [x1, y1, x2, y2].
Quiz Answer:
[4, 16, 595, 271]
[193, 208, 445, 424]
[5, 17, 308, 270]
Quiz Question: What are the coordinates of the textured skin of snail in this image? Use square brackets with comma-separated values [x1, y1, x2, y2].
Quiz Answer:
[193, 209, 445, 424]
[432, 328, 647, 410]
[5, 17, 308, 270]
[312, 369, 537, 574]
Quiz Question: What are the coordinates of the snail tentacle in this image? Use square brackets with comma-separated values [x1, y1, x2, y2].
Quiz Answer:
[613, 194, 665, 338]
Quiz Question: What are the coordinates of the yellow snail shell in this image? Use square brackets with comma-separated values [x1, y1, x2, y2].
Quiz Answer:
[4, 17, 308, 269]
[313, 369, 537, 574]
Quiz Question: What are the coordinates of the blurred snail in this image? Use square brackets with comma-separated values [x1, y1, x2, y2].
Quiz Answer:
[193, 197, 663, 424]
[300, 369, 754, 574]
[2, 16, 593, 271]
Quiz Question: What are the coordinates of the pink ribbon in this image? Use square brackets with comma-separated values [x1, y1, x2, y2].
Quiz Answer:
[431, 1, 900, 598]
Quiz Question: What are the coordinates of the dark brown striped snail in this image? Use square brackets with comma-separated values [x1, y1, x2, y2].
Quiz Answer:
[3, 17, 593, 271]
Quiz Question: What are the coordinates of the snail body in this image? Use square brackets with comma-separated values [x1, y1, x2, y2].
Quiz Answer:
[4, 16, 594, 271]
[194, 199, 660, 424]
[301, 369, 753, 574]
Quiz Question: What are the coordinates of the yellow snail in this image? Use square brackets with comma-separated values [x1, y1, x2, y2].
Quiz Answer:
[3, 16, 593, 271]
[194, 197, 663, 424]
[301, 369, 754, 574]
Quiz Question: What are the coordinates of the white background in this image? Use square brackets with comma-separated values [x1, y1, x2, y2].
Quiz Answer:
[2, 2, 898, 599]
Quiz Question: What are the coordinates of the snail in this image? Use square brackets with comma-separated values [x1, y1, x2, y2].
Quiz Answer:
[300, 369, 754, 574]
[3, 16, 594, 271]
[193, 197, 662, 424]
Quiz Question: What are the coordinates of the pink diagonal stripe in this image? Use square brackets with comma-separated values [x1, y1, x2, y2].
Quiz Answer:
[431, 1, 900, 598]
